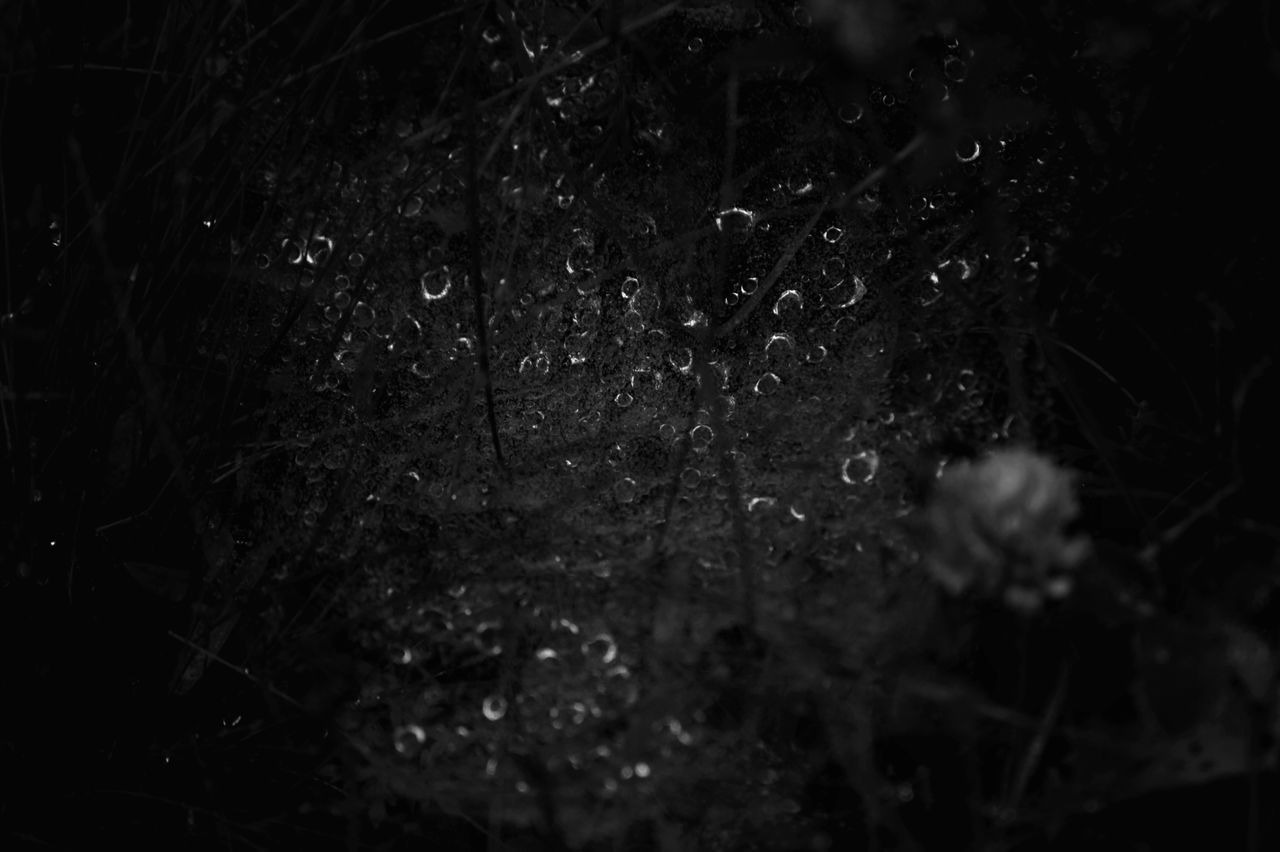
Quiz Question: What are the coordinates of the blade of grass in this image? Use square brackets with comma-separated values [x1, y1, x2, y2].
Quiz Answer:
[462, 0, 508, 476]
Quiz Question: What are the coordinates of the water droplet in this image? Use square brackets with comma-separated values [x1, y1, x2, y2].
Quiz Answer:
[754, 372, 781, 395]
[615, 477, 638, 504]
[482, 694, 508, 721]
[305, 235, 333, 266]
[772, 289, 803, 317]
[622, 310, 645, 334]
[822, 256, 847, 284]
[628, 286, 659, 316]
[282, 238, 304, 265]
[667, 347, 693, 372]
[764, 332, 795, 363]
[582, 632, 618, 665]
[956, 137, 981, 163]
[400, 196, 424, 217]
[831, 276, 867, 309]
[715, 207, 756, 237]
[838, 103, 863, 124]
[787, 176, 815, 196]
[352, 301, 375, 328]
[421, 268, 452, 301]
[393, 724, 426, 755]
[840, 450, 879, 484]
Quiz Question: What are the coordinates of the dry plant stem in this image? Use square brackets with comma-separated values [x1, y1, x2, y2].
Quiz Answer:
[462, 1, 508, 476]
[653, 408, 696, 555]
[1031, 315, 1146, 528]
[1139, 480, 1240, 564]
[1001, 662, 1071, 825]
[695, 337, 757, 632]
[710, 64, 741, 311]
[896, 675, 1143, 758]
[166, 629, 305, 712]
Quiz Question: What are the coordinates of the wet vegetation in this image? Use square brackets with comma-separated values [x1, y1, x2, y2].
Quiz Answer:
[3, 1, 1278, 849]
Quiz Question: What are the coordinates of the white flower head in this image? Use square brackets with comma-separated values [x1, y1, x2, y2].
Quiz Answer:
[920, 447, 1090, 613]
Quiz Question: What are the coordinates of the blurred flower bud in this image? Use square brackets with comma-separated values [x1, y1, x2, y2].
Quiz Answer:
[919, 448, 1090, 613]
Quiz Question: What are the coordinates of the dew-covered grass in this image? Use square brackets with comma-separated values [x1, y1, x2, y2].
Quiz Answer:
[4, 2, 1277, 850]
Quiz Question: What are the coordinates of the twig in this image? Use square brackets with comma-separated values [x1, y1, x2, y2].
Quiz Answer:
[166, 629, 305, 711]
[1002, 663, 1071, 822]
[1139, 480, 1241, 563]
[896, 675, 1143, 757]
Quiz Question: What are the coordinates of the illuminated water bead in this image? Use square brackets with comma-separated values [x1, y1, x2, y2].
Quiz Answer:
[667, 347, 693, 372]
[764, 332, 795, 362]
[754, 372, 781, 395]
[420, 268, 452, 301]
[582, 632, 618, 664]
[715, 207, 756, 236]
[393, 724, 426, 755]
[831, 276, 867, 309]
[840, 450, 879, 484]
[482, 695, 508, 721]
[956, 137, 981, 163]
[304, 235, 333, 266]
[615, 477, 638, 503]
[772, 289, 803, 316]
[282, 238, 304, 265]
